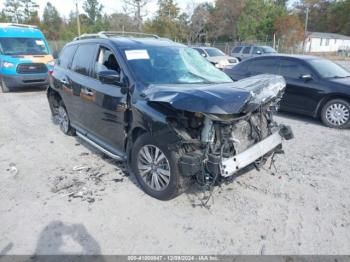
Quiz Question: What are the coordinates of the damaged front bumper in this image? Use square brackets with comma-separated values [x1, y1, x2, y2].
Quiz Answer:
[221, 130, 282, 177]
[178, 125, 293, 179]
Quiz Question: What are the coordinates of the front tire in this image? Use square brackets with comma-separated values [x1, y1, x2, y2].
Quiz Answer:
[321, 99, 350, 129]
[131, 133, 189, 200]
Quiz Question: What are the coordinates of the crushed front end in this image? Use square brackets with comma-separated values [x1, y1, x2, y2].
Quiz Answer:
[163, 75, 294, 184]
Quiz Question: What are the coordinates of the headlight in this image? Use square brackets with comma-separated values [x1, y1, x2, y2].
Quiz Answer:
[215, 60, 230, 68]
[2, 61, 14, 68]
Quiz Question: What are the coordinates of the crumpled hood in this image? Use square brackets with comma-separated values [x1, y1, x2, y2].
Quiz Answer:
[143, 74, 286, 114]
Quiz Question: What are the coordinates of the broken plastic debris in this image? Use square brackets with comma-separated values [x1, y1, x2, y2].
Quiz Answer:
[9, 163, 18, 176]
[73, 165, 89, 171]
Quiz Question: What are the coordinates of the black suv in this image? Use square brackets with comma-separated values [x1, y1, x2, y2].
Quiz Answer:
[47, 32, 292, 200]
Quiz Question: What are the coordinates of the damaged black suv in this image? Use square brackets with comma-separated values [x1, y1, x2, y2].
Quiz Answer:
[47, 32, 293, 200]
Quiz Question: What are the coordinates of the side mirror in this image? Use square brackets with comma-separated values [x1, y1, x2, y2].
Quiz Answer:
[256, 50, 262, 55]
[201, 53, 207, 58]
[301, 74, 313, 81]
[97, 70, 120, 85]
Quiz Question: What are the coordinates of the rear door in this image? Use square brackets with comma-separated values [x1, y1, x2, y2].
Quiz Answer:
[241, 46, 252, 60]
[246, 57, 280, 76]
[82, 44, 128, 153]
[51, 44, 80, 123]
[69, 43, 98, 131]
[278, 58, 321, 114]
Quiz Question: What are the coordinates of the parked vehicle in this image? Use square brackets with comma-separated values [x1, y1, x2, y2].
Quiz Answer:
[0, 23, 54, 93]
[192, 46, 239, 69]
[231, 45, 277, 61]
[224, 54, 350, 129]
[47, 32, 293, 200]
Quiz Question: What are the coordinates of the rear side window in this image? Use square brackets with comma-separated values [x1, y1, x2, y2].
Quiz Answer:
[71, 44, 96, 76]
[194, 48, 206, 57]
[248, 58, 279, 74]
[232, 47, 242, 53]
[252, 47, 261, 54]
[242, 47, 251, 54]
[280, 59, 311, 79]
[58, 45, 77, 69]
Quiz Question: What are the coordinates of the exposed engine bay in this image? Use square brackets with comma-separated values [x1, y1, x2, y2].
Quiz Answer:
[146, 74, 294, 185]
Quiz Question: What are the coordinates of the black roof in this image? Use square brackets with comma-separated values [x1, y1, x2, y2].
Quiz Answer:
[246, 53, 321, 61]
[67, 37, 184, 49]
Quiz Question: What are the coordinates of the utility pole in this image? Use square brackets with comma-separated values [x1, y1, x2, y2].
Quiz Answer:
[303, 7, 309, 54]
[75, 0, 81, 36]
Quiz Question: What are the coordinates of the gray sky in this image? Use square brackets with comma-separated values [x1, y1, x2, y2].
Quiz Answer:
[0, 0, 214, 19]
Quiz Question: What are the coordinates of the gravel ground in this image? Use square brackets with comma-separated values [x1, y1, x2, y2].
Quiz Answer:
[0, 80, 350, 255]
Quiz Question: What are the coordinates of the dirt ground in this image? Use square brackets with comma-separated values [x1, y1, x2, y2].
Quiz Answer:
[1, 76, 350, 255]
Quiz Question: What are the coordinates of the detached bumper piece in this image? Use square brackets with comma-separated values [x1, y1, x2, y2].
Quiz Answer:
[221, 131, 282, 177]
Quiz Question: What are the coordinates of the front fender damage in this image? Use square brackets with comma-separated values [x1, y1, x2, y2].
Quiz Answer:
[142, 75, 293, 185]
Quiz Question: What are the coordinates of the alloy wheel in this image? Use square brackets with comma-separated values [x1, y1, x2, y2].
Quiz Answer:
[137, 145, 171, 191]
[57, 106, 69, 133]
[325, 103, 350, 126]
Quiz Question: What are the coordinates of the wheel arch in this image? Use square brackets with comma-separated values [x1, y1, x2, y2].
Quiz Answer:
[314, 94, 350, 118]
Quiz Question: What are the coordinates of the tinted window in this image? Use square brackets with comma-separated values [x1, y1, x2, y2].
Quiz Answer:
[242, 47, 251, 54]
[280, 59, 311, 79]
[194, 48, 206, 57]
[232, 47, 242, 53]
[0, 37, 49, 55]
[71, 44, 96, 76]
[252, 47, 261, 54]
[308, 59, 350, 78]
[94, 46, 121, 79]
[205, 48, 225, 57]
[58, 45, 77, 69]
[248, 58, 279, 74]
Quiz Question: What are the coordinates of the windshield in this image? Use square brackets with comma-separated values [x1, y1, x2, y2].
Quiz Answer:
[205, 48, 226, 57]
[308, 59, 350, 78]
[0, 37, 49, 55]
[124, 47, 233, 85]
[261, 46, 277, 53]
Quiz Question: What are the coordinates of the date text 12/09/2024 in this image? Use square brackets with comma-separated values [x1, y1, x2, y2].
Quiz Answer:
[127, 256, 219, 261]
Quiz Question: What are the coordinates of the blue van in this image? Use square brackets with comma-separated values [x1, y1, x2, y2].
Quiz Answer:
[0, 23, 54, 92]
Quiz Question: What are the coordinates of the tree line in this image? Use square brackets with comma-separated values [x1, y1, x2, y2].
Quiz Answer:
[1, 0, 350, 48]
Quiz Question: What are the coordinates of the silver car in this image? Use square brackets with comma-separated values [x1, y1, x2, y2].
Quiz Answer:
[231, 45, 277, 61]
[192, 47, 239, 69]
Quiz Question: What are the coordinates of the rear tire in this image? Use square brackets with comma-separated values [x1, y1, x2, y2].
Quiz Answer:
[0, 78, 10, 93]
[131, 133, 190, 200]
[57, 101, 76, 136]
[321, 99, 350, 129]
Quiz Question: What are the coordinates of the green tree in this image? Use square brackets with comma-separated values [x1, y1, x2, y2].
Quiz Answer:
[144, 0, 183, 40]
[22, 0, 39, 23]
[82, 0, 103, 23]
[42, 2, 62, 40]
[236, 0, 286, 41]
[4, 0, 23, 23]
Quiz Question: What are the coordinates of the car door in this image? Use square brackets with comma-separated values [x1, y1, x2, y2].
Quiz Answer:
[278, 58, 322, 114]
[246, 57, 280, 77]
[81, 44, 128, 153]
[241, 46, 251, 60]
[68, 43, 98, 131]
[51, 44, 81, 124]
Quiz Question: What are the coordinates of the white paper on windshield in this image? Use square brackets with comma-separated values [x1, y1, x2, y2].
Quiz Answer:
[36, 40, 45, 45]
[125, 50, 150, 60]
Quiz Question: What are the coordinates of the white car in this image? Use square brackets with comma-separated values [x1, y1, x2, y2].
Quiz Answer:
[192, 46, 239, 69]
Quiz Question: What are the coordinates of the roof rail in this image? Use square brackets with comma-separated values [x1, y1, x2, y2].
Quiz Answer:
[73, 33, 108, 41]
[0, 23, 38, 29]
[100, 31, 159, 39]
[74, 31, 160, 41]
